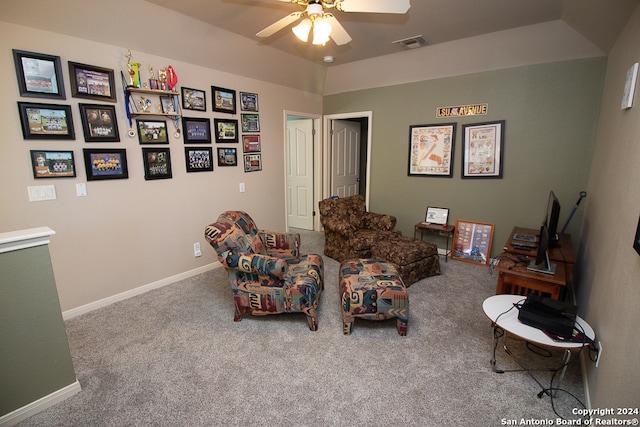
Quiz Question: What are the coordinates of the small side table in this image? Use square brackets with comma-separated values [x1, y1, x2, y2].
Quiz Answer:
[414, 222, 455, 262]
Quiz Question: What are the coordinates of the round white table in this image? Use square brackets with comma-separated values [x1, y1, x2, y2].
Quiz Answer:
[482, 294, 595, 392]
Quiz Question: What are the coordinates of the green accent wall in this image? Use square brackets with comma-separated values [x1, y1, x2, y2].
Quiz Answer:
[0, 245, 77, 416]
[324, 58, 607, 255]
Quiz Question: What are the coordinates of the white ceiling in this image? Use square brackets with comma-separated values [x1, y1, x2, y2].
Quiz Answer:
[144, 0, 639, 66]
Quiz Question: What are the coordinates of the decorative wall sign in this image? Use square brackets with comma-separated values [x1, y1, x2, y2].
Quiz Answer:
[436, 104, 487, 118]
[621, 62, 638, 110]
[408, 123, 456, 177]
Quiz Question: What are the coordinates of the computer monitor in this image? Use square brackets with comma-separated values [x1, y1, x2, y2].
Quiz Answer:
[546, 191, 561, 247]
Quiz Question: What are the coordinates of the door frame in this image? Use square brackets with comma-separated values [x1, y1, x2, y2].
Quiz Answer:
[284, 110, 323, 231]
[323, 111, 372, 207]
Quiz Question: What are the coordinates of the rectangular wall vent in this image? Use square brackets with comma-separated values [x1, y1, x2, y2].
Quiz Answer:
[392, 35, 429, 49]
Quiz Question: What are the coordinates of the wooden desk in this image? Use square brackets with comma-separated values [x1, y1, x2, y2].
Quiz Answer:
[414, 222, 455, 262]
[496, 226, 575, 300]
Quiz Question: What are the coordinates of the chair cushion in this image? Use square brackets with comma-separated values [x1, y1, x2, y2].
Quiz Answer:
[372, 237, 438, 265]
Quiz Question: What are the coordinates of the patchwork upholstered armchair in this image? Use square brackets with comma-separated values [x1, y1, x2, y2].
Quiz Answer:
[318, 195, 401, 262]
[204, 211, 324, 330]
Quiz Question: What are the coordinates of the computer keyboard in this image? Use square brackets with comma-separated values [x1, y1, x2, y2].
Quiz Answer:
[511, 241, 537, 249]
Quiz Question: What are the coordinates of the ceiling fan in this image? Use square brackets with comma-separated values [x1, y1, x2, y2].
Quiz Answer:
[256, 0, 411, 46]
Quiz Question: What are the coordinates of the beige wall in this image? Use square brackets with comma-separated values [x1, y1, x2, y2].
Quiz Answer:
[577, 5, 640, 408]
[0, 22, 322, 312]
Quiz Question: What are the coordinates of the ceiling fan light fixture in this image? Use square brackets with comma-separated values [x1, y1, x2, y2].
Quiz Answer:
[312, 17, 332, 45]
[292, 18, 312, 42]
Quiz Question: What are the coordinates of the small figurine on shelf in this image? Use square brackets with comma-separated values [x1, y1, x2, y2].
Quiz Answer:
[139, 97, 152, 112]
[158, 68, 168, 91]
[166, 65, 178, 91]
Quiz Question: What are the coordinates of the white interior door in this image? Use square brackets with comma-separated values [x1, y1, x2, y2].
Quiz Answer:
[331, 119, 361, 197]
[286, 117, 314, 230]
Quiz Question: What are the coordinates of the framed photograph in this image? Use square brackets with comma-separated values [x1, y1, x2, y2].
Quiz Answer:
[142, 147, 172, 180]
[462, 120, 505, 178]
[78, 103, 120, 142]
[30, 150, 76, 179]
[83, 148, 128, 181]
[185, 147, 213, 172]
[181, 87, 206, 111]
[217, 147, 238, 166]
[241, 113, 260, 132]
[214, 118, 238, 143]
[242, 134, 261, 153]
[425, 207, 449, 225]
[18, 102, 75, 140]
[13, 49, 66, 99]
[621, 62, 639, 110]
[136, 119, 168, 144]
[211, 85, 236, 114]
[68, 61, 116, 102]
[182, 117, 211, 143]
[160, 96, 177, 114]
[240, 91, 259, 111]
[243, 153, 262, 173]
[451, 220, 494, 266]
[408, 123, 456, 177]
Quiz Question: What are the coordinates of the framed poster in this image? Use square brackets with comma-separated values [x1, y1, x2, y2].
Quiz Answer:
[30, 150, 76, 179]
[408, 123, 456, 177]
[18, 102, 75, 140]
[136, 119, 168, 144]
[68, 61, 116, 102]
[214, 118, 238, 143]
[181, 87, 206, 111]
[451, 220, 494, 266]
[78, 103, 120, 142]
[241, 113, 260, 132]
[182, 117, 211, 143]
[185, 147, 213, 172]
[240, 91, 259, 111]
[142, 147, 172, 180]
[461, 120, 505, 178]
[243, 153, 262, 172]
[425, 207, 449, 225]
[242, 134, 261, 152]
[211, 85, 236, 114]
[217, 147, 237, 166]
[13, 49, 66, 99]
[83, 148, 128, 181]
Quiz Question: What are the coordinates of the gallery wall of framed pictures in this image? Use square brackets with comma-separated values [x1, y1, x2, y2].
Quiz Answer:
[13, 48, 264, 183]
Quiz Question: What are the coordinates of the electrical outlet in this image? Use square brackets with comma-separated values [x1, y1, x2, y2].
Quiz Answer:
[193, 242, 202, 257]
[596, 341, 602, 367]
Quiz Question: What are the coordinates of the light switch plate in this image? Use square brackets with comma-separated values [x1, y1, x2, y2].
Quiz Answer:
[27, 185, 56, 202]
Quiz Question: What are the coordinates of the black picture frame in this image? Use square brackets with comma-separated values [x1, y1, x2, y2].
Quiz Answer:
[13, 49, 66, 99]
[408, 123, 456, 177]
[240, 91, 259, 112]
[181, 87, 206, 111]
[185, 147, 213, 172]
[214, 118, 238, 143]
[217, 147, 237, 166]
[461, 120, 505, 179]
[211, 85, 236, 114]
[242, 134, 261, 153]
[18, 101, 75, 140]
[142, 147, 172, 180]
[182, 117, 211, 144]
[83, 148, 129, 181]
[243, 153, 262, 172]
[30, 150, 76, 179]
[241, 113, 260, 132]
[78, 103, 120, 142]
[68, 61, 116, 102]
[136, 119, 169, 144]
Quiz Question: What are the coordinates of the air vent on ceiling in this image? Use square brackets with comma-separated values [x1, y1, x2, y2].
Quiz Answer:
[392, 35, 429, 49]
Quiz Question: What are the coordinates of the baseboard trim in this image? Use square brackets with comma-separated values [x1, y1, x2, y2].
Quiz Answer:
[0, 380, 81, 427]
[62, 262, 221, 320]
[580, 351, 593, 410]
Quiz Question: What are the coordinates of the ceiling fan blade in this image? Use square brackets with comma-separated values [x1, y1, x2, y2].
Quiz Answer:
[256, 12, 302, 38]
[339, 0, 411, 14]
[324, 14, 352, 46]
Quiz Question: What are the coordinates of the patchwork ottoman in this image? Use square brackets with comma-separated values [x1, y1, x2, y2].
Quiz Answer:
[371, 236, 441, 286]
[339, 258, 409, 336]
